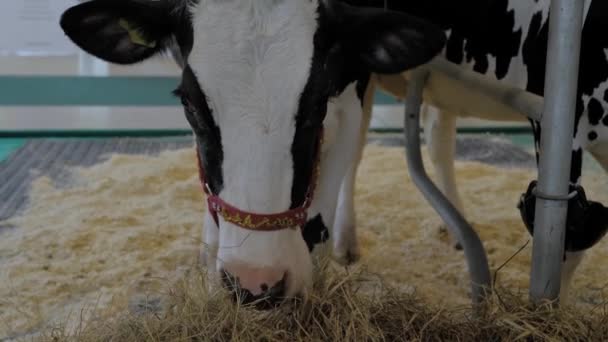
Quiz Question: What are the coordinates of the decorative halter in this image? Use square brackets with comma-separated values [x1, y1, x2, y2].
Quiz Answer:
[195, 127, 323, 232]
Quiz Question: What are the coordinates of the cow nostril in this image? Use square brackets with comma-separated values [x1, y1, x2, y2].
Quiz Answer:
[220, 269, 288, 309]
[254, 272, 287, 309]
[266, 272, 287, 298]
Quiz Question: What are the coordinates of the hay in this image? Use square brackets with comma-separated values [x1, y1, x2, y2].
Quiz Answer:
[41, 265, 608, 342]
[1, 142, 607, 340]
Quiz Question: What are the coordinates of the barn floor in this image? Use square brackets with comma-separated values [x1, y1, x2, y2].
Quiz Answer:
[0, 134, 606, 340]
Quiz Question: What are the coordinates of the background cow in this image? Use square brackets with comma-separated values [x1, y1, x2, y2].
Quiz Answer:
[60, 0, 446, 306]
[339, 0, 608, 299]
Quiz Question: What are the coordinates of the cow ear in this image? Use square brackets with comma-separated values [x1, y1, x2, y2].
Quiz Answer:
[60, 0, 176, 65]
[326, 1, 446, 74]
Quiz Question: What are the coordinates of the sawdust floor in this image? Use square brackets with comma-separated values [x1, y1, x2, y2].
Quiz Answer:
[1, 143, 607, 338]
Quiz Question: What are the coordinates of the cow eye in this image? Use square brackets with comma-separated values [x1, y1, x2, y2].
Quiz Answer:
[180, 97, 198, 115]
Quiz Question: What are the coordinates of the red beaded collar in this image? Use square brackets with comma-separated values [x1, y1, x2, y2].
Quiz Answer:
[195, 127, 323, 231]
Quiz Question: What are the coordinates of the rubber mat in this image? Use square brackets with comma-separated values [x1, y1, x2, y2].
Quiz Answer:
[0, 137, 194, 227]
[369, 134, 536, 168]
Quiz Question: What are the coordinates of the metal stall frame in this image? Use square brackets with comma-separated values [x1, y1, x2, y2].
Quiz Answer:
[404, 68, 492, 305]
[401, 0, 584, 306]
[528, 0, 584, 304]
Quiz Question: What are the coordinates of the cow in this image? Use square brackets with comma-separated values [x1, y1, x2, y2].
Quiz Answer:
[59, 0, 447, 306]
[339, 0, 608, 300]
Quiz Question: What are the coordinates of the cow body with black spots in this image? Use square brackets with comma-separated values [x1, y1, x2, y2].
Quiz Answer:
[340, 0, 608, 300]
[60, 0, 446, 305]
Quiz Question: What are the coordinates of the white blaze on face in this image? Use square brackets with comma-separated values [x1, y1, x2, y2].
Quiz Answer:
[188, 0, 319, 295]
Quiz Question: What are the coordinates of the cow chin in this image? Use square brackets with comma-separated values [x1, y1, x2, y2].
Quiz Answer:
[215, 221, 314, 303]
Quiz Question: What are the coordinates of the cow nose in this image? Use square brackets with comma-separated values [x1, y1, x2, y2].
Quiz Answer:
[221, 264, 288, 309]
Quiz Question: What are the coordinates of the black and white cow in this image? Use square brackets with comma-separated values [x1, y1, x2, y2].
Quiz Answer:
[59, 0, 446, 305]
[341, 0, 608, 299]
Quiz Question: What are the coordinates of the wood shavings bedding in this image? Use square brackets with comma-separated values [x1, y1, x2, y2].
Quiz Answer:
[1, 144, 607, 338]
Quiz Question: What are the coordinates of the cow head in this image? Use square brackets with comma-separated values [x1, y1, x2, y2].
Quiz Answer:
[60, 0, 445, 306]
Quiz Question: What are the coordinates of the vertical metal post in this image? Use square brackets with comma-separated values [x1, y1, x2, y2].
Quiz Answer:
[529, 0, 584, 304]
[404, 69, 491, 305]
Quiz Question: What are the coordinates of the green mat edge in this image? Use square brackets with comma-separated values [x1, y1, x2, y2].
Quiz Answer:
[0, 139, 25, 161]
[0, 128, 535, 162]
[0, 76, 402, 106]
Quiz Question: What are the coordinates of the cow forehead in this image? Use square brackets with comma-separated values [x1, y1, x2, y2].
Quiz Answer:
[187, 0, 319, 132]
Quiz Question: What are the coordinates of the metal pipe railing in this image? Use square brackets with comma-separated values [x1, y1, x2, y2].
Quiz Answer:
[404, 68, 492, 305]
[529, 0, 585, 304]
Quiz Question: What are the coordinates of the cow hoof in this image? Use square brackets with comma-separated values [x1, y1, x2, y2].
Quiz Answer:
[438, 224, 462, 250]
[333, 234, 361, 266]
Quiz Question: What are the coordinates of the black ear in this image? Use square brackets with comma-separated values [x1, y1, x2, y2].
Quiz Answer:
[60, 0, 177, 65]
[327, 1, 446, 74]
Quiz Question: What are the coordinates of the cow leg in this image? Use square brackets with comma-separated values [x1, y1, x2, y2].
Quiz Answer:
[523, 128, 608, 303]
[589, 142, 608, 173]
[532, 142, 587, 303]
[333, 80, 374, 265]
[560, 134, 608, 301]
[200, 210, 218, 272]
[423, 105, 465, 248]
[306, 82, 365, 265]
[560, 251, 585, 303]
[556, 141, 608, 302]
[199, 209, 226, 291]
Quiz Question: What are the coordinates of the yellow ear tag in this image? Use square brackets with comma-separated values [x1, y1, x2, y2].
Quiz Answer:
[118, 18, 157, 48]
